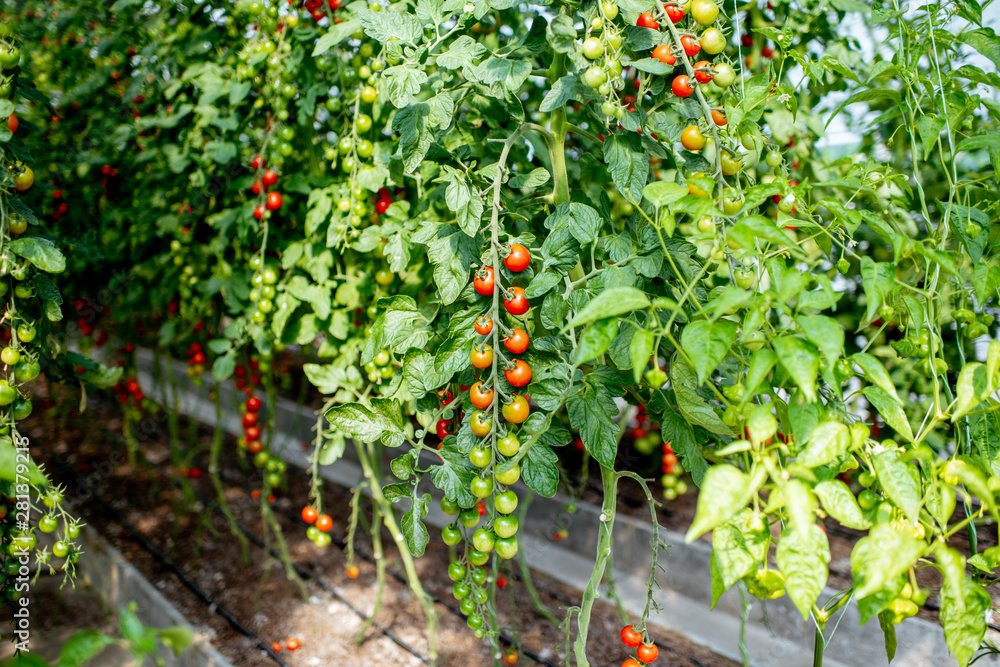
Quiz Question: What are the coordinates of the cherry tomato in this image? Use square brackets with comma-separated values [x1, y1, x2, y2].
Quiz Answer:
[302, 506, 319, 523]
[503, 649, 519, 665]
[504, 328, 529, 354]
[692, 60, 713, 84]
[262, 169, 278, 186]
[711, 107, 727, 126]
[671, 75, 694, 98]
[243, 411, 259, 428]
[664, 3, 685, 22]
[469, 382, 494, 409]
[315, 514, 333, 532]
[266, 191, 283, 210]
[436, 419, 453, 439]
[691, 0, 719, 25]
[503, 286, 530, 315]
[502, 396, 530, 424]
[475, 315, 494, 335]
[6, 114, 16, 134]
[504, 243, 531, 272]
[621, 625, 643, 647]
[680, 34, 701, 57]
[474, 266, 495, 296]
[680, 125, 706, 151]
[13, 165, 33, 191]
[636, 12, 658, 28]
[438, 389, 454, 405]
[285, 638, 301, 651]
[470, 410, 493, 437]
[347, 566, 360, 578]
[637, 642, 658, 663]
[246, 396, 262, 411]
[498, 434, 521, 457]
[505, 359, 532, 387]
[470, 344, 494, 369]
[651, 45, 676, 66]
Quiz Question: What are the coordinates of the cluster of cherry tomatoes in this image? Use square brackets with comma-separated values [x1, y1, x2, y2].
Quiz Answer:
[362, 346, 395, 384]
[233, 358, 264, 394]
[270, 636, 301, 653]
[184, 341, 207, 381]
[300, 504, 334, 548]
[239, 393, 287, 489]
[620, 624, 659, 665]
[1, 489, 81, 602]
[113, 376, 146, 409]
[248, 254, 281, 325]
[249, 156, 283, 221]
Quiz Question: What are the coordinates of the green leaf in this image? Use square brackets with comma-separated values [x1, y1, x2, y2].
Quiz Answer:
[864, 386, 914, 442]
[851, 522, 925, 599]
[712, 509, 770, 592]
[776, 523, 830, 619]
[564, 286, 650, 331]
[400, 494, 430, 557]
[431, 445, 477, 508]
[798, 421, 851, 468]
[119, 605, 156, 654]
[973, 260, 1000, 303]
[10, 237, 66, 273]
[859, 257, 895, 325]
[952, 362, 991, 422]
[56, 631, 116, 667]
[814, 480, 871, 530]
[958, 28, 1000, 73]
[660, 410, 708, 486]
[939, 576, 991, 667]
[671, 356, 733, 436]
[521, 442, 559, 497]
[437, 167, 483, 236]
[795, 315, 843, 367]
[773, 336, 820, 402]
[877, 610, 897, 663]
[573, 318, 619, 365]
[154, 626, 194, 656]
[603, 133, 648, 204]
[826, 88, 901, 127]
[642, 181, 687, 208]
[435, 35, 486, 71]
[630, 329, 655, 384]
[851, 352, 902, 404]
[540, 74, 600, 112]
[508, 167, 551, 189]
[393, 103, 432, 174]
[680, 319, 737, 385]
[402, 349, 451, 400]
[325, 401, 404, 443]
[744, 348, 777, 399]
[686, 464, 760, 541]
[567, 372, 622, 468]
[381, 65, 429, 109]
[313, 16, 361, 55]
[525, 272, 561, 299]
[359, 8, 423, 43]
[917, 114, 946, 160]
[871, 449, 921, 522]
[728, 215, 797, 252]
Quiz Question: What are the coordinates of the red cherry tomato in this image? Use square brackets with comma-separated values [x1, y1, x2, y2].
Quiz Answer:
[636, 12, 658, 28]
[692, 60, 714, 83]
[503, 286, 530, 315]
[315, 515, 333, 532]
[262, 169, 279, 186]
[681, 34, 701, 57]
[438, 389, 454, 405]
[672, 75, 694, 97]
[474, 266, 495, 296]
[503, 328, 529, 354]
[436, 419, 453, 439]
[664, 3, 685, 22]
[285, 637, 301, 651]
[502, 395, 530, 424]
[504, 243, 531, 272]
[475, 315, 494, 335]
[651, 45, 676, 65]
[621, 625, 643, 648]
[375, 198, 391, 215]
[505, 359, 532, 387]
[253, 203, 265, 220]
[266, 191, 283, 210]
[246, 396, 262, 412]
[245, 425, 262, 441]
[637, 643, 658, 663]
[7, 114, 17, 134]
[301, 506, 319, 523]
[242, 412, 259, 428]
[469, 382, 495, 409]
[250, 154, 265, 169]
[711, 107, 727, 126]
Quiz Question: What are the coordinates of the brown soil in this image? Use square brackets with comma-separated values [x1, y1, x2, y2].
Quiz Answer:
[17, 393, 737, 667]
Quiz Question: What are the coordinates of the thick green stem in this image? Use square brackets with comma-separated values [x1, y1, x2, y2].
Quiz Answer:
[813, 624, 825, 667]
[572, 463, 618, 666]
[355, 440, 438, 664]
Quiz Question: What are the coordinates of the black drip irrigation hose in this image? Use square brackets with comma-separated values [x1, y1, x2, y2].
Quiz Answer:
[34, 443, 292, 667]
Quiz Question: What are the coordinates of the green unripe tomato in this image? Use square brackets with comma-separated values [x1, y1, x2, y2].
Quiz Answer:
[495, 464, 520, 486]
[493, 515, 518, 539]
[453, 581, 471, 600]
[495, 536, 518, 559]
[442, 523, 463, 545]
[1, 347, 20, 365]
[583, 66, 607, 89]
[494, 490, 518, 515]
[469, 446, 492, 468]
[467, 547, 489, 566]
[356, 114, 373, 132]
[582, 37, 604, 60]
[448, 561, 467, 581]
[497, 435, 520, 457]
[472, 528, 495, 553]
[602, 1, 619, 20]
[765, 151, 783, 168]
[459, 508, 481, 528]
[470, 476, 494, 499]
